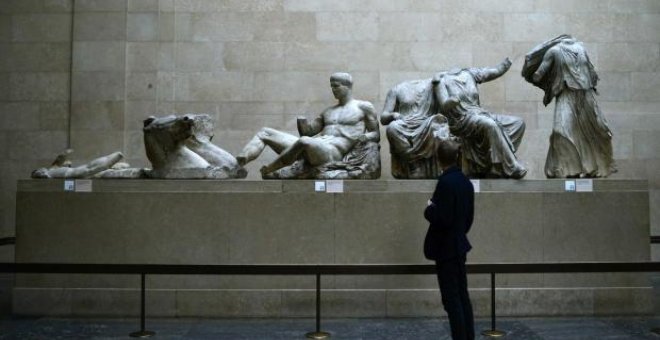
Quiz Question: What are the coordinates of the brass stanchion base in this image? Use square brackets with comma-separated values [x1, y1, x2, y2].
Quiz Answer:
[129, 330, 155, 338]
[651, 328, 660, 335]
[305, 331, 331, 339]
[481, 329, 506, 337]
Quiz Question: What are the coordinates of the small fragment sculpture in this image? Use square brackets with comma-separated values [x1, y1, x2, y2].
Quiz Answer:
[31, 149, 140, 179]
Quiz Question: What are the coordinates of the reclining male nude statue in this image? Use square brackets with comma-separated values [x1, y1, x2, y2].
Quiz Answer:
[237, 72, 381, 179]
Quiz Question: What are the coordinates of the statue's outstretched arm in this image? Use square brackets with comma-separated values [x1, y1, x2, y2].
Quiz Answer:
[474, 57, 512, 83]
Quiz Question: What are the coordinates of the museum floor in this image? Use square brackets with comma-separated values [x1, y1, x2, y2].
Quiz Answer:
[0, 316, 659, 339]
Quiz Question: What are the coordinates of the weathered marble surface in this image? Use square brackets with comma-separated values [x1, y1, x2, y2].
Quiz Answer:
[237, 73, 381, 179]
[143, 113, 247, 179]
[523, 35, 616, 178]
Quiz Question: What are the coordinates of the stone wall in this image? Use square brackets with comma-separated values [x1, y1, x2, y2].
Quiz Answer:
[1, 0, 659, 261]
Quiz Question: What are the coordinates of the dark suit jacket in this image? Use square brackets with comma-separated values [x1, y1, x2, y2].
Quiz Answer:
[423, 166, 474, 261]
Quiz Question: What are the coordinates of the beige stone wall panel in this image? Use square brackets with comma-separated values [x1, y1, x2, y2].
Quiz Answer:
[73, 41, 125, 72]
[126, 72, 157, 101]
[70, 101, 124, 131]
[126, 12, 159, 42]
[595, 43, 660, 72]
[175, 42, 225, 72]
[73, 12, 126, 41]
[126, 42, 159, 72]
[1, 43, 70, 72]
[174, 0, 283, 12]
[316, 12, 379, 42]
[12, 14, 71, 42]
[9, 72, 69, 101]
[631, 72, 660, 102]
[175, 71, 255, 102]
[74, 0, 126, 12]
[252, 12, 318, 43]
[0, 102, 40, 131]
[128, 0, 159, 12]
[502, 13, 568, 42]
[39, 102, 68, 131]
[0, 15, 11, 42]
[178, 13, 256, 42]
[71, 72, 124, 101]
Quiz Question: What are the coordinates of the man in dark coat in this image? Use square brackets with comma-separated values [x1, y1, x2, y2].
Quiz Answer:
[424, 140, 475, 340]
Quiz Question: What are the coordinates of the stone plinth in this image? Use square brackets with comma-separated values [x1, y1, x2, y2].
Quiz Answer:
[13, 179, 651, 317]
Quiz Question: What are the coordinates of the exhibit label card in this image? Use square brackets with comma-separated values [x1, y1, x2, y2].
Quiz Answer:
[470, 179, 480, 193]
[314, 181, 326, 192]
[326, 180, 344, 193]
[565, 180, 576, 192]
[75, 179, 93, 192]
[575, 179, 593, 192]
[64, 180, 75, 191]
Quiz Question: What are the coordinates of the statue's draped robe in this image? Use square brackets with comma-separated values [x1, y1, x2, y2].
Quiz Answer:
[523, 37, 615, 178]
[385, 79, 451, 179]
[437, 69, 526, 178]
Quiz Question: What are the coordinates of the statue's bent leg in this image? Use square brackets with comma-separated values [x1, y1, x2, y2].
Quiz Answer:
[385, 122, 412, 155]
[261, 136, 341, 175]
[473, 115, 526, 178]
[238, 128, 297, 166]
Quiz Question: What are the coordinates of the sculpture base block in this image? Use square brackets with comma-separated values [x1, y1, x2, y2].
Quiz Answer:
[13, 179, 651, 317]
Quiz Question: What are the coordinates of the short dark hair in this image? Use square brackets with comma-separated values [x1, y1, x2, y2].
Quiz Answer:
[436, 139, 460, 167]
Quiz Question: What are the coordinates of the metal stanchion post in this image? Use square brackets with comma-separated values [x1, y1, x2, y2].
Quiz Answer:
[481, 272, 505, 338]
[306, 273, 330, 339]
[130, 273, 155, 338]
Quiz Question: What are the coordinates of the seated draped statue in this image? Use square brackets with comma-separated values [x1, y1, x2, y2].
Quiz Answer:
[236, 73, 380, 179]
[522, 34, 615, 178]
[143, 113, 247, 179]
[31, 149, 136, 179]
[380, 76, 453, 179]
[433, 58, 528, 179]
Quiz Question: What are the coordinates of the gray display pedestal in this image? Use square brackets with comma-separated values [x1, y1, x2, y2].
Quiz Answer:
[13, 179, 651, 317]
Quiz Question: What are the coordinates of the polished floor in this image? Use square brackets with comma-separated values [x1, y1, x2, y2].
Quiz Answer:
[0, 316, 659, 339]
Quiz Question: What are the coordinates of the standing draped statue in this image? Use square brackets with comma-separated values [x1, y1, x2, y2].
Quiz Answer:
[523, 35, 616, 178]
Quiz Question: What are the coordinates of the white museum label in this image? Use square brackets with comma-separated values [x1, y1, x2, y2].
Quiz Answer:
[575, 179, 593, 192]
[564, 180, 576, 192]
[470, 179, 480, 193]
[326, 180, 344, 193]
[314, 181, 326, 192]
[64, 180, 75, 191]
[75, 179, 93, 192]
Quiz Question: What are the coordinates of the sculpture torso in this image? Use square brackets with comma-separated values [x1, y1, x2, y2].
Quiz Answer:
[438, 70, 483, 123]
[318, 100, 369, 155]
[393, 79, 436, 118]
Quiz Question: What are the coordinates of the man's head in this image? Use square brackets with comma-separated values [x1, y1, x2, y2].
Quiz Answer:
[436, 139, 460, 169]
[330, 72, 353, 100]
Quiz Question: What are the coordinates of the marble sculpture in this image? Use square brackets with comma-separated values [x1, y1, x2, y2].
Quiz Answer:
[523, 34, 616, 178]
[237, 73, 381, 179]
